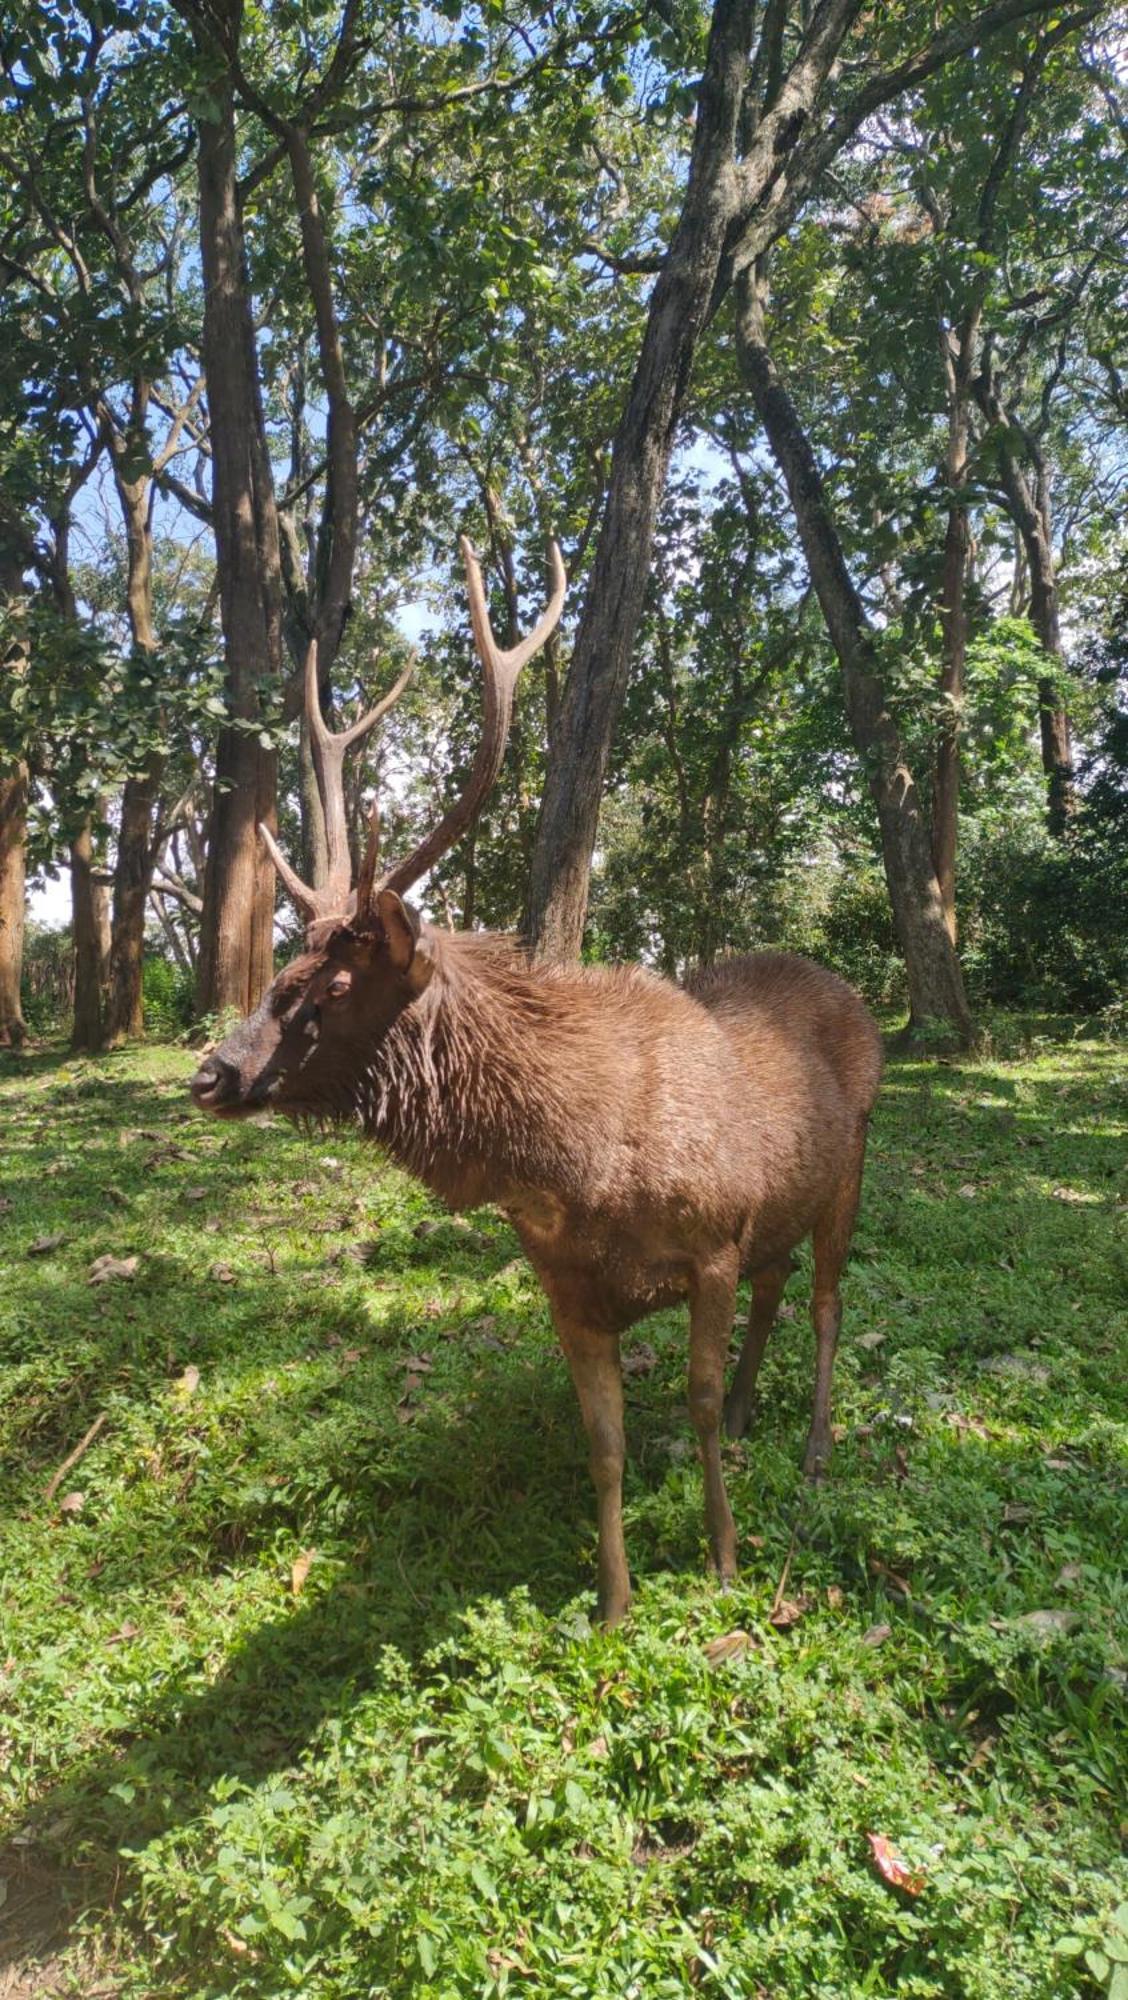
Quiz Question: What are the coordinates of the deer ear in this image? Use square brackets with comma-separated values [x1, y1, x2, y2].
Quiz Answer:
[376, 888, 431, 984]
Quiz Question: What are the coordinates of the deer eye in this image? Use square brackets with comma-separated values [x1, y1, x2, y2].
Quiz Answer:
[326, 971, 352, 1000]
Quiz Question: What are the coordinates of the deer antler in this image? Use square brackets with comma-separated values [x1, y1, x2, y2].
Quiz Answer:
[260, 536, 566, 925]
[372, 535, 566, 904]
[259, 639, 414, 924]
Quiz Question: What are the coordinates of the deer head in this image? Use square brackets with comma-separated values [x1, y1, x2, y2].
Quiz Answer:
[190, 535, 565, 1120]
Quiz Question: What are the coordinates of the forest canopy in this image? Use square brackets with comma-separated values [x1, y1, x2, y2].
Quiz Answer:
[1, 0, 1126, 1050]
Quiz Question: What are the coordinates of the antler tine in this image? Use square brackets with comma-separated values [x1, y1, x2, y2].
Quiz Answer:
[258, 819, 323, 923]
[260, 635, 416, 925]
[379, 536, 566, 900]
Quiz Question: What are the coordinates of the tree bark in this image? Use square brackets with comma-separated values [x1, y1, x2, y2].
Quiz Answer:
[0, 760, 27, 1047]
[933, 423, 969, 943]
[0, 546, 29, 1046]
[735, 270, 972, 1046]
[70, 817, 111, 1051]
[193, 61, 283, 1017]
[523, 0, 760, 960]
[521, 0, 1059, 958]
[106, 761, 162, 1042]
[976, 361, 1075, 832]
[105, 469, 161, 1044]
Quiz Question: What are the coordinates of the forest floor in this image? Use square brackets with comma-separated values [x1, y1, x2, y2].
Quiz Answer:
[0, 1021, 1126, 2000]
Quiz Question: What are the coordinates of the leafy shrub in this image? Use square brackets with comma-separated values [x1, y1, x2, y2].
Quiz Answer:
[959, 816, 1128, 1013]
[20, 921, 73, 1031]
[142, 951, 195, 1035]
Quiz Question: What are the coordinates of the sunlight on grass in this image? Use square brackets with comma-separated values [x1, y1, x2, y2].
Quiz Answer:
[1, 1028, 1125, 1996]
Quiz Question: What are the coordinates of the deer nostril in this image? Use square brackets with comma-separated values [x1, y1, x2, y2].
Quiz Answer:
[190, 1055, 239, 1108]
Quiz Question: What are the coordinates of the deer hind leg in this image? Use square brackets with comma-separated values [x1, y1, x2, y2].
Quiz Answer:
[688, 1250, 741, 1583]
[556, 1320, 630, 1626]
[723, 1257, 792, 1440]
[804, 1124, 867, 1482]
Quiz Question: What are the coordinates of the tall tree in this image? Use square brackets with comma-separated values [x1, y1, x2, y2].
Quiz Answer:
[524, 0, 1091, 968]
[182, 21, 284, 1016]
[0, 541, 29, 1046]
[735, 263, 973, 1042]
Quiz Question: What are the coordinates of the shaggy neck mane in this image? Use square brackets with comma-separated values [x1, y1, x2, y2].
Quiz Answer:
[350, 929, 601, 1200]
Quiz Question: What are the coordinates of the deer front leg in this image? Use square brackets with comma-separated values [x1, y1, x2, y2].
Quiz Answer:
[689, 1250, 741, 1584]
[556, 1320, 630, 1626]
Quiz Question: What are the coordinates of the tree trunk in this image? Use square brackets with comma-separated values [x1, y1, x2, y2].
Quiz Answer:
[976, 371, 1075, 833]
[71, 818, 111, 1051]
[933, 349, 974, 944]
[523, 0, 760, 960]
[1026, 515, 1075, 835]
[0, 546, 29, 1046]
[736, 270, 972, 1046]
[0, 759, 27, 1047]
[105, 465, 162, 1044]
[106, 760, 162, 1043]
[192, 60, 283, 1017]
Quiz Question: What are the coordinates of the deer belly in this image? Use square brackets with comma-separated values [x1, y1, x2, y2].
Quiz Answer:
[502, 1194, 691, 1331]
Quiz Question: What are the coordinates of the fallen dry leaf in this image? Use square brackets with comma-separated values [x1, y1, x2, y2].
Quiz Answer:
[291, 1550, 315, 1597]
[703, 1629, 755, 1665]
[28, 1232, 67, 1257]
[945, 1410, 991, 1439]
[958, 1183, 978, 1198]
[59, 1491, 85, 1514]
[209, 1261, 237, 1284]
[183, 1186, 208, 1202]
[768, 1596, 807, 1631]
[1050, 1184, 1087, 1204]
[1055, 1562, 1083, 1589]
[856, 1330, 886, 1351]
[1001, 1502, 1033, 1525]
[826, 1584, 845, 1610]
[106, 1621, 140, 1645]
[402, 1353, 434, 1374]
[868, 1833, 925, 1895]
[1013, 1608, 1079, 1638]
[88, 1253, 139, 1285]
[587, 1734, 609, 1759]
[177, 1365, 201, 1396]
[966, 1733, 996, 1772]
[862, 1622, 892, 1647]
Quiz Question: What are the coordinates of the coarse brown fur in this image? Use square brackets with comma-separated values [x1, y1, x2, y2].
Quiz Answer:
[193, 897, 882, 1625]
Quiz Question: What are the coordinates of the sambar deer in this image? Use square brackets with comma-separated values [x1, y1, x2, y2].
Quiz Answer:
[191, 538, 882, 1624]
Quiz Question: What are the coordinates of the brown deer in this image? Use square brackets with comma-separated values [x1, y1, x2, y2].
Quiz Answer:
[191, 537, 883, 1625]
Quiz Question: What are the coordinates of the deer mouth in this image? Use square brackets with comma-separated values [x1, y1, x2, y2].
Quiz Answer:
[190, 1056, 275, 1116]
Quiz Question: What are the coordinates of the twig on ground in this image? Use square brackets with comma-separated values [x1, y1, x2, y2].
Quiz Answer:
[769, 1499, 804, 1621]
[44, 1411, 108, 1503]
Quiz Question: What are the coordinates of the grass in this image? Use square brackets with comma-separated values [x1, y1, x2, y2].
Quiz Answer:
[0, 1018, 1126, 1999]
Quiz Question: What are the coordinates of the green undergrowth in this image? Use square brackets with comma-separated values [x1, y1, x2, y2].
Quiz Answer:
[0, 1022, 1125, 1998]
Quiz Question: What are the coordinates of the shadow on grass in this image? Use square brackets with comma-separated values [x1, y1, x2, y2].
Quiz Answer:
[2, 1030, 1126, 1983]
